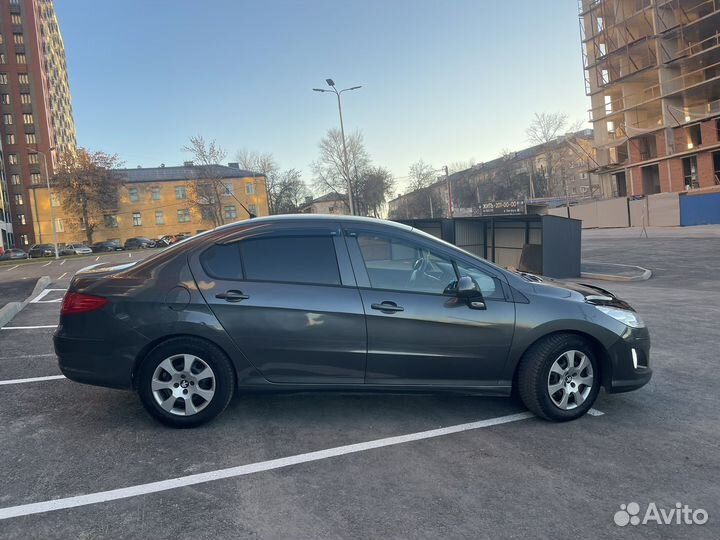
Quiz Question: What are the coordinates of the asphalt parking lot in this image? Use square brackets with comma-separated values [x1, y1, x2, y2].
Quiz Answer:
[1, 230, 718, 539]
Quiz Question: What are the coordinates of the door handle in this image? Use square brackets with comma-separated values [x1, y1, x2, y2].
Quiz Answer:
[215, 290, 249, 302]
[371, 301, 404, 313]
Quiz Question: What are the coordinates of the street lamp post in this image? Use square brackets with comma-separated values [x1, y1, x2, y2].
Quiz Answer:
[313, 79, 362, 216]
[28, 146, 59, 259]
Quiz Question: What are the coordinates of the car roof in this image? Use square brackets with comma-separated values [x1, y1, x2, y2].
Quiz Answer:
[213, 214, 414, 233]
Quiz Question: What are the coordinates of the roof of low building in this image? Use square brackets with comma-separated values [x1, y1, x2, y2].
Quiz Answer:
[388, 129, 594, 204]
[304, 192, 348, 204]
[117, 164, 262, 183]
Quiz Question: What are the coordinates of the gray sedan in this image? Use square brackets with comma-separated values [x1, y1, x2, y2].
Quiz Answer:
[54, 215, 651, 427]
[60, 243, 93, 256]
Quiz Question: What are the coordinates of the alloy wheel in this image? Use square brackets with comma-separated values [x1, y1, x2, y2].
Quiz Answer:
[546, 350, 594, 410]
[151, 354, 216, 416]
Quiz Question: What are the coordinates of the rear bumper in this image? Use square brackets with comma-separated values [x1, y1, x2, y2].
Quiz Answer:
[605, 327, 652, 393]
[54, 329, 146, 391]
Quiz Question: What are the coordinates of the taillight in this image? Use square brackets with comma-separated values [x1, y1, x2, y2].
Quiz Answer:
[60, 292, 107, 315]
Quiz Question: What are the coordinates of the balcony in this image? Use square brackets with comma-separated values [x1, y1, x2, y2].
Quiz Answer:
[657, 0, 720, 33]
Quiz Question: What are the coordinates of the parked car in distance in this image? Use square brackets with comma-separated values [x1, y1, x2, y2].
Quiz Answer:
[28, 243, 56, 258]
[91, 240, 124, 253]
[60, 243, 93, 256]
[155, 234, 190, 248]
[55, 215, 652, 428]
[124, 237, 156, 250]
[0, 248, 28, 261]
[154, 235, 176, 248]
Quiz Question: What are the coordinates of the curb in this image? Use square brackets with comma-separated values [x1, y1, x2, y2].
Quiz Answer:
[0, 275, 51, 328]
[581, 263, 652, 282]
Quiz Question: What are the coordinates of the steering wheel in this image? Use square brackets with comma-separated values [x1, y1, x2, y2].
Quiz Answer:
[407, 253, 427, 285]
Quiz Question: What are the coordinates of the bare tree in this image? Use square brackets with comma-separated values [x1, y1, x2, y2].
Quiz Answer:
[274, 168, 310, 214]
[447, 158, 477, 175]
[405, 160, 441, 217]
[312, 128, 370, 213]
[359, 166, 394, 218]
[526, 113, 585, 198]
[52, 148, 124, 245]
[236, 149, 281, 213]
[183, 136, 231, 226]
[407, 160, 437, 192]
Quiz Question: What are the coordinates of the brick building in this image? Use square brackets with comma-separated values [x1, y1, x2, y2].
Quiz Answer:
[27, 163, 269, 246]
[580, 0, 720, 196]
[0, 0, 76, 249]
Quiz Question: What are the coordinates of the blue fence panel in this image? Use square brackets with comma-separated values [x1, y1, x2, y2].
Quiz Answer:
[680, 193, 720, 226]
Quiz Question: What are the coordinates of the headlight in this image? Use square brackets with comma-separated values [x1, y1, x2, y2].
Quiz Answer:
[595, 305, 645, 328]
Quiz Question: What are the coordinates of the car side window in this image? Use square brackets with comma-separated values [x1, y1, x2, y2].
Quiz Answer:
[454, 260, 505, 300]
[356, 233, 456, 295]
[239, 235, 341, 286]
[200, 243, 243, 280]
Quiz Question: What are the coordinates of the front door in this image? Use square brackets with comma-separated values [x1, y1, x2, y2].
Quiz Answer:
[344, 228, 515, 386]
[191, 222, 367, 384]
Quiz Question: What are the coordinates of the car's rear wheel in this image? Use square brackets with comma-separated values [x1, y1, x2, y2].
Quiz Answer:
[137, 338, 234, 428]
[516, 334, 600, 421]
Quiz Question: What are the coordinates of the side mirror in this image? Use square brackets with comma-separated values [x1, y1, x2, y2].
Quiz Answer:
[457, 275, 486, 310]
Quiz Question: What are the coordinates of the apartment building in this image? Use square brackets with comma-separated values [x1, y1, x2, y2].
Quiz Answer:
[580, 0, 720, 196]
[0, 140, 10, 249]
[28, 163, 269, 246]
[0, 0, 76, 248]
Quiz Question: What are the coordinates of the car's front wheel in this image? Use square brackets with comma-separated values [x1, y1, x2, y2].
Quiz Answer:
[516, 334, 600, 421]
[137, 338, 234, 428]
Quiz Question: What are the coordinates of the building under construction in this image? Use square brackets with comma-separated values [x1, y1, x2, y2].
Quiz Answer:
[580, 0, 720, 197]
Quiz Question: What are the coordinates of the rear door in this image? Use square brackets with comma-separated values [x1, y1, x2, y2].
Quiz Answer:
[190, 221, 367, 384]
[343, 225, 515, 386]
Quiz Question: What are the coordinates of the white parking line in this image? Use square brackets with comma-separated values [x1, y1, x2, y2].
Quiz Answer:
[57, 272, 68, 280]
[0, 410, 543, 520]
[41, 261, 53, 267]
[0, 353, 55, 360]
[95, 256, 100, 261]
[5, 265, 18, 271]
[29, 288, 67, 303]
[60, 260, 66, 266]
[0, 375, 65, 386]
[1, 325, 57, 330]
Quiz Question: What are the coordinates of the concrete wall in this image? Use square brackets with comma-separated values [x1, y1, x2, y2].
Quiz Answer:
[647, 192, 680, 227]
[566, 197, 629, 228]
[556, 192, 685, 228]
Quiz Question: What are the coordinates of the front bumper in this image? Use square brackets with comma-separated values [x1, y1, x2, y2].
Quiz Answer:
[604, 326, 652, 393]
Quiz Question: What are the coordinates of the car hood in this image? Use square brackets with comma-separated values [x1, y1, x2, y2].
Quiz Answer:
[524, 274, 635, 310]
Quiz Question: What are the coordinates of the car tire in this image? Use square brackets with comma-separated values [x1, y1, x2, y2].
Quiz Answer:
[137, 337, 235, 428]
[516, 333, 600, 422]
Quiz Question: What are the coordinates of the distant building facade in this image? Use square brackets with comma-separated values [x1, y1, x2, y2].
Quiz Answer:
[579, 0, 720, 196]
[388, 130, 601, 220]
[299, 192, 350, 215]
[28, 163, 269, 245]
[0, 0, 77, 248]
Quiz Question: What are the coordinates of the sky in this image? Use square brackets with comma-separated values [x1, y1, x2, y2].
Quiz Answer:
[56, 0, 590, 193]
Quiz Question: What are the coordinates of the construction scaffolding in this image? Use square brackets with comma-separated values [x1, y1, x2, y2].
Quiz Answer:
[579, 0, 720, 196]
